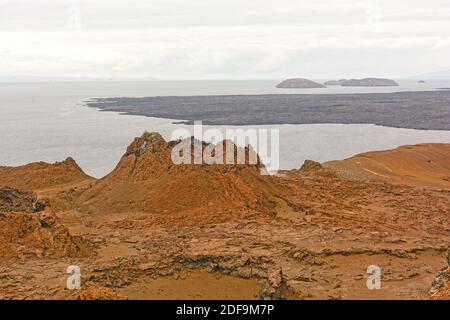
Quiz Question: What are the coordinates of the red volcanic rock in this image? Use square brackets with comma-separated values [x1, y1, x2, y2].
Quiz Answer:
[0, 157, 94, 192]
[75, 132, 283, 225]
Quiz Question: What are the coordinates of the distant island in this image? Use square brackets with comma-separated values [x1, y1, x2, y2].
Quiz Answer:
[276, 78, 325, 88]
[324, 78, 399, 87]
[323, 80, 341, 85]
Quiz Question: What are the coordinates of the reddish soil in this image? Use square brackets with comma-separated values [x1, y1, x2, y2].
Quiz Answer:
[0, 133, 448, 300]
[0, 157, 94, 192]
[324, 143, 450, 189]
[69, 284, 127, 300]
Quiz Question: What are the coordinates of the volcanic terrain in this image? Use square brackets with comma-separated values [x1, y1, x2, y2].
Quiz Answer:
[0, 134, 448, 300]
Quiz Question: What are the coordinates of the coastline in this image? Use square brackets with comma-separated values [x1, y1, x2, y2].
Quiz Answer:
[86, 90, 450, 130]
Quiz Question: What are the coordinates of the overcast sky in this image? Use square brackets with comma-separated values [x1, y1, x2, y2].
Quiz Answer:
[1, 0, 450, 79]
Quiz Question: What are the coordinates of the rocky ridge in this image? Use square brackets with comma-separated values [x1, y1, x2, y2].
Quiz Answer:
[0, 133, 448, 300]
[74, 132, 283, 224]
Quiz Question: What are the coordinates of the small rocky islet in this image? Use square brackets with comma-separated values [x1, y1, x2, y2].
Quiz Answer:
[276, 78, 325, 88]
[324, 78, 399, 87]
[277, 77, 399, 88]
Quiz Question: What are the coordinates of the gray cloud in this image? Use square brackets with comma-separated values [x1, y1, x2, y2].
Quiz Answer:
[1, 0, 449, 79]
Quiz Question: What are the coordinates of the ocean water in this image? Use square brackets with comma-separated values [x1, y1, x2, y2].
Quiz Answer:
[0, 80, 449, 178]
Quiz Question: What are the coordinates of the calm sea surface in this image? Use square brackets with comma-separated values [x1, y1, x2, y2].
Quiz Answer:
[1, 80, 449, 177]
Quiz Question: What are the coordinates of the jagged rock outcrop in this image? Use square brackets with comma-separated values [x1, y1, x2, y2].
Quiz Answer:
[430, 250, 450, 300]
[0, 187, 44, 213]
[0, 136, 449, 300]
[75, 132, 284, 224]
[0, 190, 91, 261]
[259, 268, 292, 300]
[276, 78, 325, 89]
[298, 160, 335, 178]
[300, 160, 324, 172]
[0, 211, 87, 260]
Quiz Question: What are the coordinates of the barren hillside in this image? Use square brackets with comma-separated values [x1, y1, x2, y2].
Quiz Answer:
[0, 134, 448, 300]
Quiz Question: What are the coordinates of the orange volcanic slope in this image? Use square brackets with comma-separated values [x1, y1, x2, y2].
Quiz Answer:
[0, 157, 94, 192]
[75, 132, 283, 223]
[324, 143, 450, 188]
[0, 187, 90, 261]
